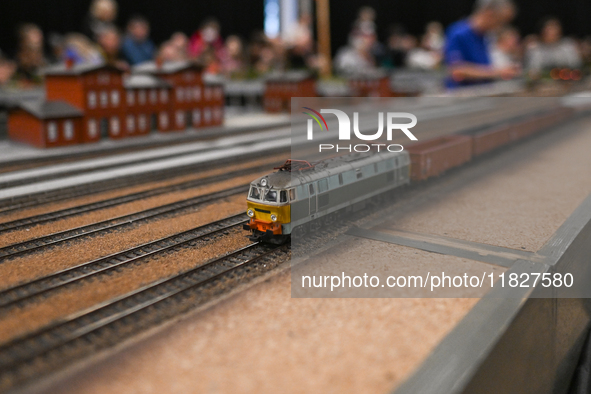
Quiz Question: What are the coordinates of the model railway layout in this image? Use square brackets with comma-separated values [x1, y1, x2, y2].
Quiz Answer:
[0, 97, 587, 393]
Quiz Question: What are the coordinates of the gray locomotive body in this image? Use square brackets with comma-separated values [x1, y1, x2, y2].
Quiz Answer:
[245, 151, 411, 243]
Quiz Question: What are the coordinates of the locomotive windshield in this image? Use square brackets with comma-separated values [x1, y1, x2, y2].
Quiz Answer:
[264, 190, 277, 202]
[249, 185, 289, 204]
[249, 186, 261, 200]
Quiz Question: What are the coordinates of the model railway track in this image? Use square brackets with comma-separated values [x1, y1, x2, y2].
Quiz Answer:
[0, 242, 289, 392]
[1, 121, 291, 171]
[0, 214, 248, 309]
[0, 140, 281, 190]
[0, 146, 290, 213]
[0, 162, 272, 231]
[0, 184, 249, 261]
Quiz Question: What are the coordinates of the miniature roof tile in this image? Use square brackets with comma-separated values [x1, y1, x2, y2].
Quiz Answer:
[43, 62, 124, 76]
[19, 100, 83, 119]
[132, 60, 203, 75]
[123, 74, 172, 89]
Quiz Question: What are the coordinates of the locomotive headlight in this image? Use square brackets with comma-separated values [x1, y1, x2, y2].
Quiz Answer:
[270, 214, 278, 222]
[260, 178, 268, 187]
[247, 209, 255, 217]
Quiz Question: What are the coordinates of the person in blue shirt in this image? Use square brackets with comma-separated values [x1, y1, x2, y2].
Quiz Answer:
[444, 0, 519, 88]
[121, 15, 156, 66]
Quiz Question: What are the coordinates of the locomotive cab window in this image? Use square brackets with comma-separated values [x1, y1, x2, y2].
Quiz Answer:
[289, 188, 296, 201]
[280, 190, 288, 203]
[249, 186, 261, 200]
[264, 190, 277, 202]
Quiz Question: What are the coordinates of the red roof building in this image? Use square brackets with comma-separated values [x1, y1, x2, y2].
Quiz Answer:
[8, 60, 224, 148]
[8, 101, 83, 148]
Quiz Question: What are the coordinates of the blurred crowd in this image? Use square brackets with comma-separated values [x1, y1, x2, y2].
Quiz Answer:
[1, 0, 591, 90]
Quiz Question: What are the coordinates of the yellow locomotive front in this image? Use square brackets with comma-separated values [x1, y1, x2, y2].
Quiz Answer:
[243, 172, 292, 244]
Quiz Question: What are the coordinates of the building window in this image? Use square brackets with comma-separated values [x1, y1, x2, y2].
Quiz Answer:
[110, 117, 120, 135]
[204, 87, 212, 101]
[176, 88, 184, 102]
[63, 120, 74, 140]
[193, 86, 201, 101]
[111, 90, 120, 107]
[138, 90, 146, 105]
[160, 89, 169, 103]
[214, 87, 223, 100]
[185, 87, 193, 101]
[126, 91, 135, 106]
[100, 91, 108, 108]
[126, 115, 135, 132]
[184, 71, 195, 81]
[138, 114, 147, 131]
[88, 119, 98, 138]
[192, 109, 201, 125]
[87, 91, 97, 109]
[175, 111, 185, 127]
[47, 122, 58, 142]
[159, 112, 169, 128]
[149, 89, 158, 104]
[203, 107, 212, 124]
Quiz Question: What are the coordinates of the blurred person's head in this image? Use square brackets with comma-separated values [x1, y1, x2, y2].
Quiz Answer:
[200, 18, 221, 43]
[426, 21, 443, 36]
[225, 35, 243, 58]
[496, 26, 520, 52]
[540, 17, 563, 44]
[352, 34, 374, 56]
[0, 50, 16, 85]
[97, 25, 121, 57]
[354, 6, 377, 36]
[16, 23, 45, 72]
[170, 32, 188, 49]
[358, 6, 376, 22]
[18, 24, 44, 50]
[91, 0, 118, 23]
[158, 42, 177, 62]
[472, 0, 516, 32]
[127, 15, 150, 42]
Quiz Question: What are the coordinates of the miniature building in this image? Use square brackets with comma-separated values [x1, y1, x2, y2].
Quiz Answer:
[203, 80, 225, 127]
[133, 61, 223, 130]
[347, 70, 392, 97]
[8, 101, 83, 148]
[123, 74, 173, 134]
[43, 63, 126, 143]
[8, 60, 224, 148]
[264, 71, 316, 113]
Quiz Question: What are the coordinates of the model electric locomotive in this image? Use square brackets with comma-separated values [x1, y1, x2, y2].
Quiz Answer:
[244, 151, 410, 244]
